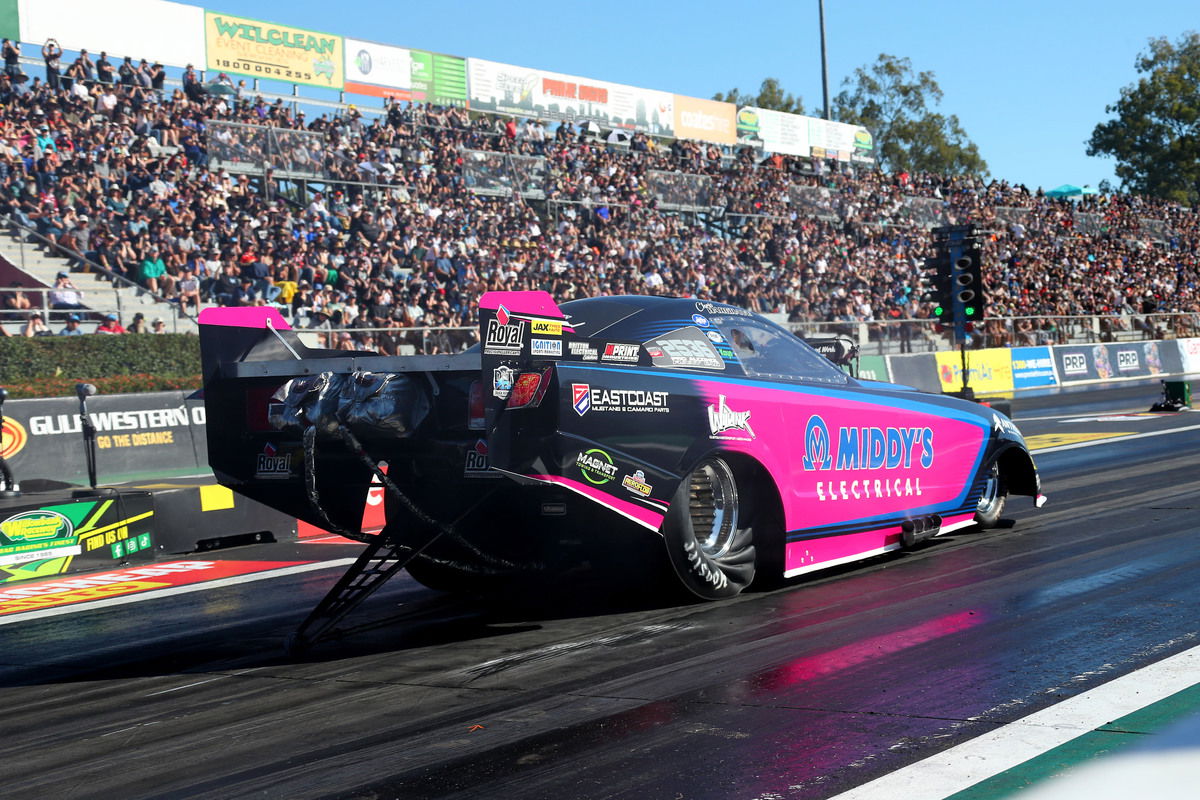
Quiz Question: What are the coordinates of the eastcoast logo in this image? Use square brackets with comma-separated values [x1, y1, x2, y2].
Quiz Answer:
[571, 384, 669, 415]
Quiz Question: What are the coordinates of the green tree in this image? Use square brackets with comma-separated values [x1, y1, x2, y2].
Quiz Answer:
[1087, 32, 1200, 204]
[833, 54, 987, 176]
[713, 78, 804, 114]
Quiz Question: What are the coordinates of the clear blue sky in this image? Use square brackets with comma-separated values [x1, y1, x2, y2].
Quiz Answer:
[221, 0, 1194, 192]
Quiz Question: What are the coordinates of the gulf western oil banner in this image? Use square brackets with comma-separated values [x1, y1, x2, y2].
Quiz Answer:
[0, 391, 207, 486]
[344, 38, 468, 107]
[934, 349, 1014, 394]
[467, 58, 675, 136]
[205, 9, 343, 89]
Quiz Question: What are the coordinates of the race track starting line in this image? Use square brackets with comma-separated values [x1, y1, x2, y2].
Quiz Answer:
[830, 642, 1200, 800]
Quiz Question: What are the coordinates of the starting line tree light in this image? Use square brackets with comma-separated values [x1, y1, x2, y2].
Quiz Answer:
[930, 224, 986, 398]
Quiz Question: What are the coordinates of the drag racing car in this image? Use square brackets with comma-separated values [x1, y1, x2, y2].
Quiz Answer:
[199, 292, 1042, 647]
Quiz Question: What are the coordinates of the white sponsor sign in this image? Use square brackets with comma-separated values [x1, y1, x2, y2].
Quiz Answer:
[345, 38, 412, 89]
[19, 0, 205, 67]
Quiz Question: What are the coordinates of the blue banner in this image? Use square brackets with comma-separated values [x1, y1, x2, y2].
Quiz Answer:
[1011, 346, 1058, 389]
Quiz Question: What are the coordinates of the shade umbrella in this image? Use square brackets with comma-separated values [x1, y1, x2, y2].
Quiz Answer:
[1045, 184, 1084, 198]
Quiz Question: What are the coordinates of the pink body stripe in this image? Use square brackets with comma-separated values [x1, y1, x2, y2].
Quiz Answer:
[529, 474, 666, 531]
[198, 307, 292, 330]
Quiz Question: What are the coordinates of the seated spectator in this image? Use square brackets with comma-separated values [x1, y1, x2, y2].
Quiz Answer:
[151, 316, 166, 333]
[58, 313, 83, 335]
[48, 271, 85, 309]
[95, 312, 126, 334]
[23, 312, 50, 336]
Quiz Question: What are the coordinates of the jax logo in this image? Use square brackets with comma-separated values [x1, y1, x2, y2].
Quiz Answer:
[801, 415, 934, 471]
[802, 416, 833, 470]
[572, 383, 591, 416]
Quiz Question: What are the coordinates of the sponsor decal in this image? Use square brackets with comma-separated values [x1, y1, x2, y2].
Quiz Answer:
[572, 383, 592, 416]
[695, 300, 752, 317]
[0, 510, 73, 543]
[654, 337, 725, 370]
[716, 346, 736, 359]
[992, 414, 1022, 437]
[484, 306, 525, 355]
[646, 345, 664, 357]
[464, 439, 500, 478]
[1116, 349, 1140, 371]
[621, 469, 653, 497]
[1062, 352, 1088, 375]
[493, 365, 515, 399]
[255, 443, 292, 479]
[532, 338, 563, 357]
[0, 416, 27, 459]
[0, 560, 311, 616]
[576, 448, 618, 485]
[531, 320, 563, 336]
[691, 313, 711, 327]
[602, 343, 641, 363]
[800, 414, 934, 502]
[705, 330, 724, 343]
[707, 395, 755, 440]
[573, 386, 669, 415]
[568, 340, 599, 361]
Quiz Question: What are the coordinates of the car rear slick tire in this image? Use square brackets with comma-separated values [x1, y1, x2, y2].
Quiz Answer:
[662, 456, 756, 600]
[974, 461, 1007, 529]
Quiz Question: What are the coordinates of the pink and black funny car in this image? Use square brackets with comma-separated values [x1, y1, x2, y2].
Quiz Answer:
[200, 292, 1042, 643]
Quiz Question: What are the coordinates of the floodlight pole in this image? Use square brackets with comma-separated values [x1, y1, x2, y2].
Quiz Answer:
[819, 0, 831, 120]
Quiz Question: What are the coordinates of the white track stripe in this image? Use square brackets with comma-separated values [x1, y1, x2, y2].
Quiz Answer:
[828, 642, 1200, 800]
[1032, 422, 1200, 454]
[0, 558, 357, 626]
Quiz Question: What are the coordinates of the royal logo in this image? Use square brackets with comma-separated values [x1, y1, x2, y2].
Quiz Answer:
[576, 448, 618, 485]
[602, 343, 640, 363]
[707, 395, 754, 440]
[801, 415, 934, 472]
[464, 439, 498, 477]
[255, 442, 292, 479]
[572, 384, 591, 416]
[484, 313, 524, 355]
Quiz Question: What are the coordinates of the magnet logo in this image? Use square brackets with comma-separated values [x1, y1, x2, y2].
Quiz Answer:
[572, 383, 591, 416]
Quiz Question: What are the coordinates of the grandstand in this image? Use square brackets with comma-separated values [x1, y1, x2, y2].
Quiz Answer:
[1, 5, 1198, 351]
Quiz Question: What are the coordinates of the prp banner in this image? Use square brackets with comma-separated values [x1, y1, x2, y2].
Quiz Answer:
[1010, 346, 1058, 389]
[1177, 338, 1200, 374]
[205, 10, 343, 89]
[467, 58, 675, 135]
[1054, 341, 1174, 383]
[673, 95, 736, 145]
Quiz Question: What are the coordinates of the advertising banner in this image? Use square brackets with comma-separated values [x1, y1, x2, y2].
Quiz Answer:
[1010, 346, 1058, 389]
[1053, 342, 1174, 384]
[887, 354, 940, 393]
[344, 39, 468, 107]
[20, 0, 205, 67]
[737, 106, 873, 161]
[856, 355, 890, 383]
[467, 58, 675, 135]
[935, 349, 1014, 394]
[1177, 338, 1200, 374]
[1, 391, 206, 486]
[204, 9, 343, 89]
[672, 95, 736, 145]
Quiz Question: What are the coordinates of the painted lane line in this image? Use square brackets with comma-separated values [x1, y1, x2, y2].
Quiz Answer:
[828, 643, 1200, 800]
[1031, 422, 1200, 454]
[0, 558, 357, 626]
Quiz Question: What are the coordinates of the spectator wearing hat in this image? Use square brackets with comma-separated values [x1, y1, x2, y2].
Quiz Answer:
[58, 313, 83, 335]
[49, 271, 85, 309]
[23, 312, 50, 337]
[127, 312, 148, 333]
[95, 313, 125, 334]
[151, 316, 166, 333]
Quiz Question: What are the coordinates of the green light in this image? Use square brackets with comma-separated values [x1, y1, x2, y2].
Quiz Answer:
[934, 306, 945, 316]
[965, 306, 976, 316]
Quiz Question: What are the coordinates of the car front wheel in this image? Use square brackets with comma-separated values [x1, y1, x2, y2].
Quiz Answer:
[662, 456, 757, 600]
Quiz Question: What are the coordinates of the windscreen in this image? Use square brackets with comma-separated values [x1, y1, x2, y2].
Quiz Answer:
[708, 313, 851, 385]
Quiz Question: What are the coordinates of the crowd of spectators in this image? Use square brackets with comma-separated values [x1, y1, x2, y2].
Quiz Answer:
[1, 37, 1199, 349]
